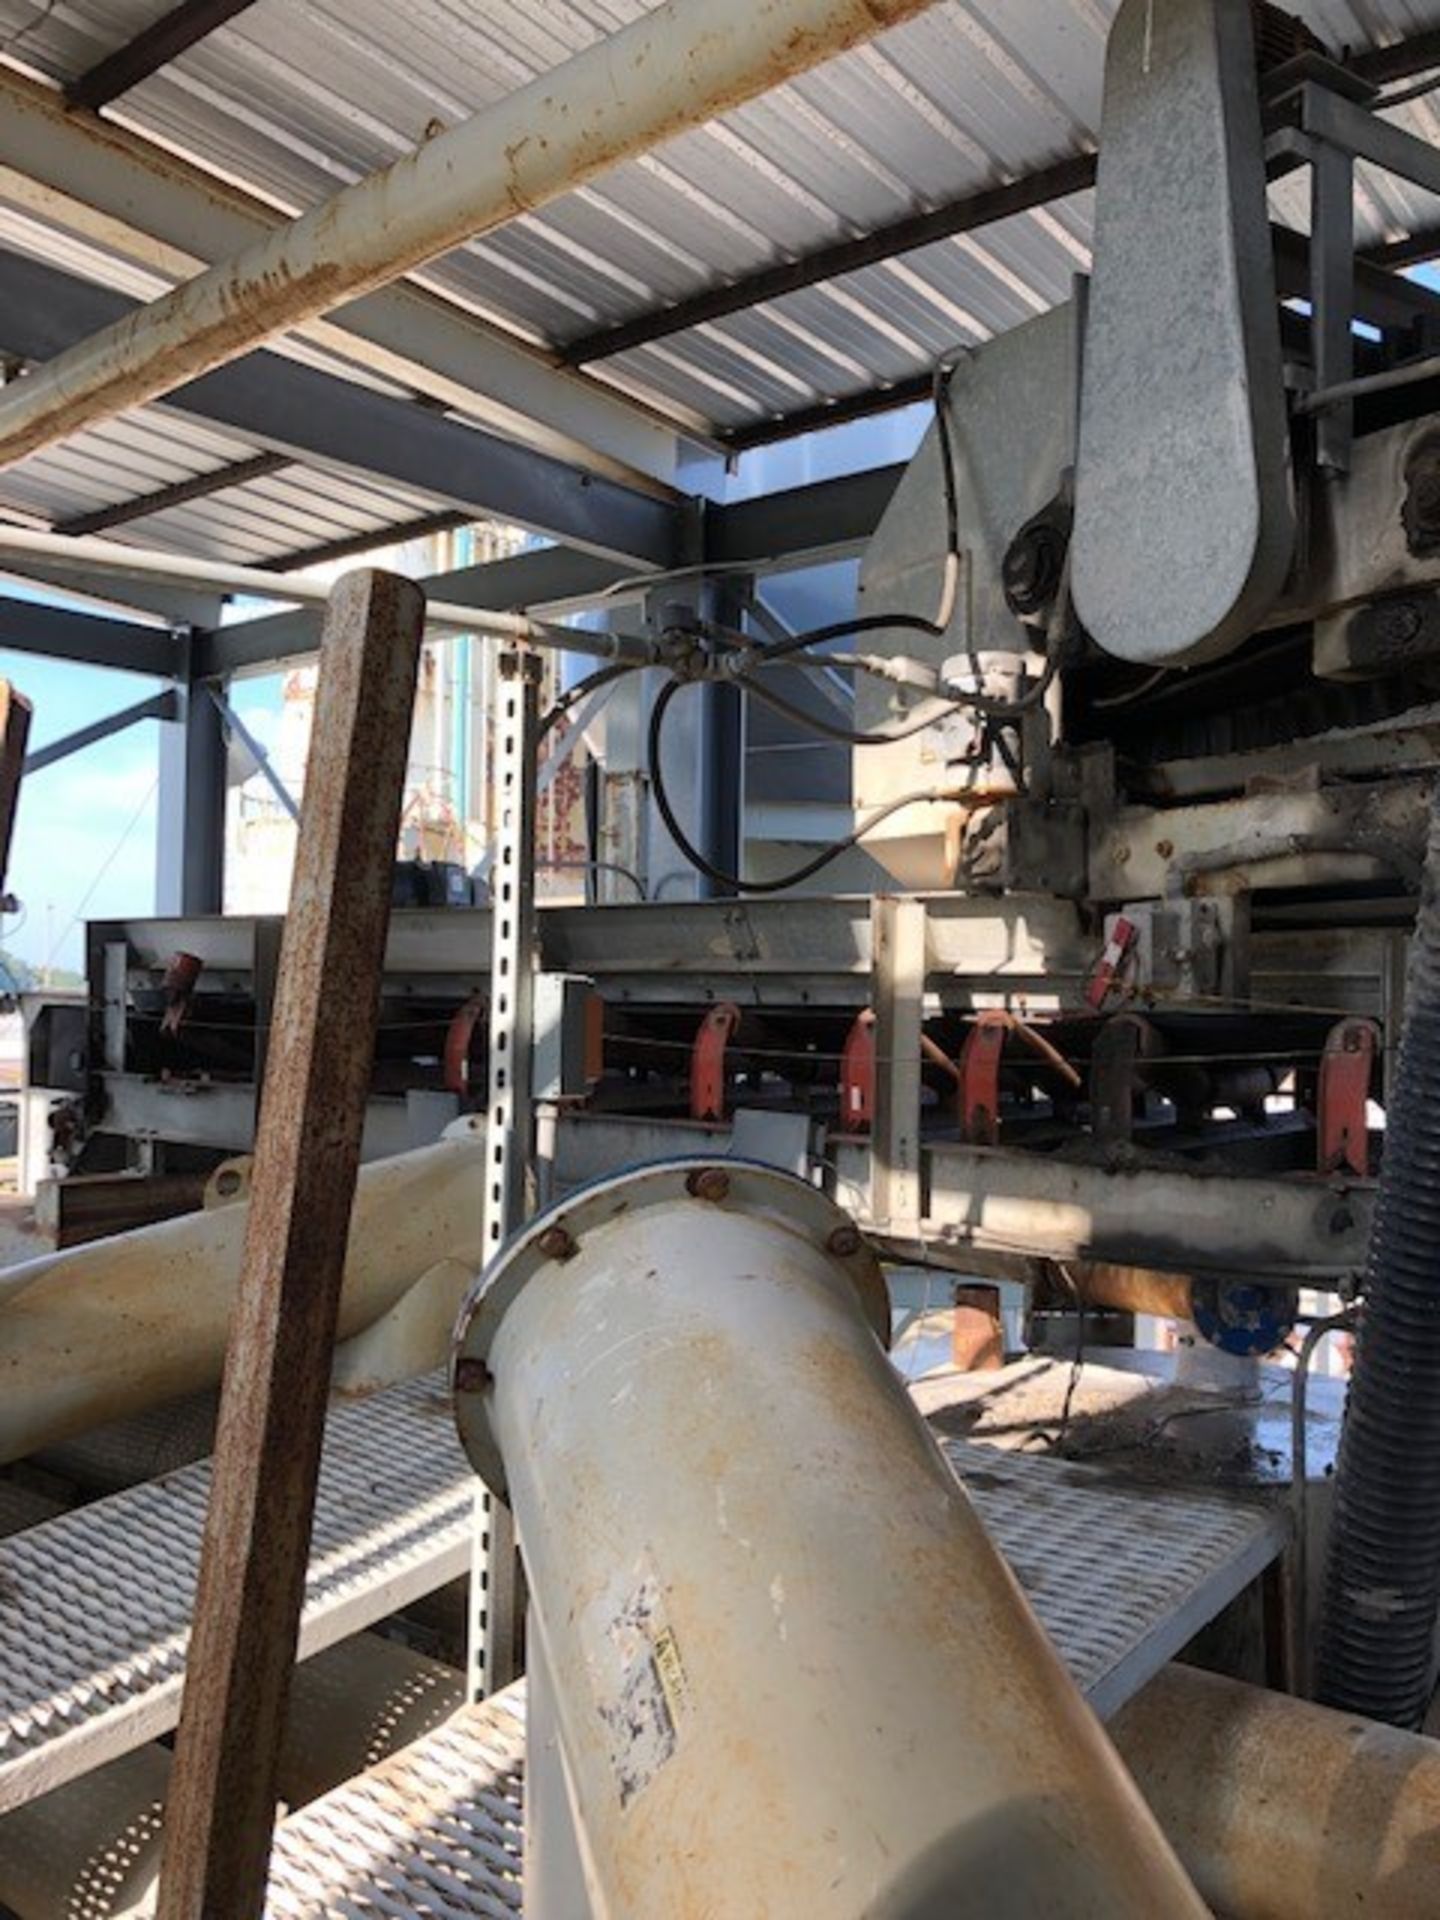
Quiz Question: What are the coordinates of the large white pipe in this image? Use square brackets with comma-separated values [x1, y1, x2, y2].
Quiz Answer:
[0, 527, 645, 663]
[454, 1159, 1206, 1919]
[0, 0, 939, 469]
[1112, 1663, 1440, 1920]
[0, 1135, 483, 1465]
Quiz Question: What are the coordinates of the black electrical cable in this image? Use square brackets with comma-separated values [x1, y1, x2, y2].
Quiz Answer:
[732, 361, 966, 670]
[647, 677, 955, 895]
[744, 608, 952, 665]
[740, 672, 966, 748]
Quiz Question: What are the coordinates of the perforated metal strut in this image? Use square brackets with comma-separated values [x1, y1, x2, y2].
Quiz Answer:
[469, 649, 542, 1701]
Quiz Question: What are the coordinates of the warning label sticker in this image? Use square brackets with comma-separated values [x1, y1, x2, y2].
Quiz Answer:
[589, 1565, 692, 1809]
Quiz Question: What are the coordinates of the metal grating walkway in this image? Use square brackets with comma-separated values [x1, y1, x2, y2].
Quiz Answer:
[0, 1373, 469, 1814]
[942, 1439, 1283, 1720]
[265, 1439, 1285, 1917]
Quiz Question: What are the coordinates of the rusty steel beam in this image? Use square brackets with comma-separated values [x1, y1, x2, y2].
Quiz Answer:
[0, 0, 941, 472]
[155, 570, 426, 1919]
[65, 1, 259, 111]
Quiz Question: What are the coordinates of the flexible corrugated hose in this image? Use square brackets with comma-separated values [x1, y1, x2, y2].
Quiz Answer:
[1315, 778, 1440, 1727]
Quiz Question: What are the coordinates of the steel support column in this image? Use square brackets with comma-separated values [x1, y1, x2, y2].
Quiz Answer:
[157, 675, 226, 916]
[870, 896, 927, 1235]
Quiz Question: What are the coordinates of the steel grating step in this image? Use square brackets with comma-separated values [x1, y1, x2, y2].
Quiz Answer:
[0, 1372, 469, 1814]
[265, 1437, 1285, 1918]
[268, 1688, 526, 1920]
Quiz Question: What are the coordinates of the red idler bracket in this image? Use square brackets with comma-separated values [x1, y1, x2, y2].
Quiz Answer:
[690, 1001, 742, 1122]
[444, 992, 487, 1100]
[839, 1009, 876, 1133]
[1318, 1016, 1380, 1177]
[159, 950, 204, 1038]
[959, 1012, 1009, 1145]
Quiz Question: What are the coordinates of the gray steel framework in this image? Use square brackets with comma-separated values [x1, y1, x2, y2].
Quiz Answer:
[64, 0, 261, 112]
[554, 28, 1440, 447]
[55, 454, 292, 540]
[0, 65, 697, 492]
[0, 253, 679, 570]
[0, 595, 186, 678]
[23, 690, 180, 774]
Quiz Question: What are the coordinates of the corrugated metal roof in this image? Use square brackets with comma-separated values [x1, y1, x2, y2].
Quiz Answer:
[2, 0, 1440, 540]
[0, 396, 446, 566]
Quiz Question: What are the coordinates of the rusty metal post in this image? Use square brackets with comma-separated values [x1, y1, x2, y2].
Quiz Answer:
[0, 679, 31, 899]
[154, 569, 425, 1919]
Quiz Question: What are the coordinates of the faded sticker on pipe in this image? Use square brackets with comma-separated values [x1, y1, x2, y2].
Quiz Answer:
[588, 1564, 691, 1808]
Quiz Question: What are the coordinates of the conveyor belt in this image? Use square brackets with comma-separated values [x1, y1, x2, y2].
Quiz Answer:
[0, 1373, 469, 1814]
[266, 1438, 1285, 1917]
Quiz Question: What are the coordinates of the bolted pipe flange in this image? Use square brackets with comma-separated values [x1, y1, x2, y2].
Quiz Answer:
[686, 1166, 731, 1204]
[453, 1159, 888, 1500]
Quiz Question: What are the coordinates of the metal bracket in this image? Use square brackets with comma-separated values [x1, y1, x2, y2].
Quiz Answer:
[958, 1014, 1008, 1146]
[690, 1001, 741, 1122]
[1317, 1016, 1378, 1176]
[839, 1008, 876, 1134]
[1090, 1011, 1163, 1147]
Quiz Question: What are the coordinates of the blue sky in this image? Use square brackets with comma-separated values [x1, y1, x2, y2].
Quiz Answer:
[0, 646, 164, 978]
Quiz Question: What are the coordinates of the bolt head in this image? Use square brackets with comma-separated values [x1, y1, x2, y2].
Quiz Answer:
[827, 1224, 863, 1258]
[536, 1224, 579, 1262]
[686, 1167, 731, 1203]
[454, 1357, 492, 1393]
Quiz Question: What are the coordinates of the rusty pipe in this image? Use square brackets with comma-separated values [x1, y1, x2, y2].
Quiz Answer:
[454, 1159, 1205, 1918]
[0, 1132, 483, 1465]
[1067, 1261, 1198, 1322]
[1112, 1664, 1440, 1920]
[1061, 1261, 1296, 1357]
[0, 0, 940, 472]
